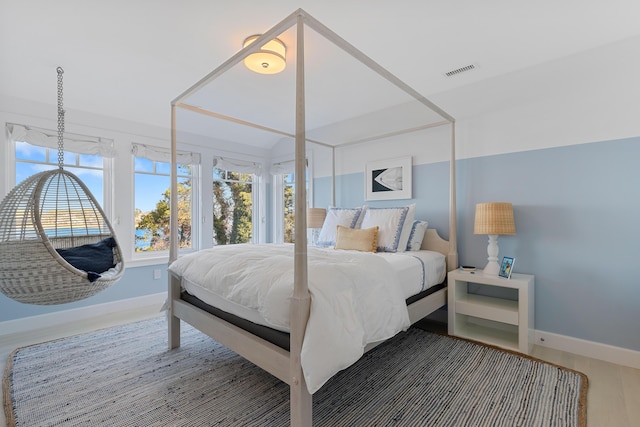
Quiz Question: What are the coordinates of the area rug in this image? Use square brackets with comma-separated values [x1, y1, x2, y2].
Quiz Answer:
[3, 316, 587, 426]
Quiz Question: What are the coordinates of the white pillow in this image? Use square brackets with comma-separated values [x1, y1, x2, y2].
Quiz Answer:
[316, 206, 364, 247]
[406, 220, 429, 251]
[360, 205, 413, 252]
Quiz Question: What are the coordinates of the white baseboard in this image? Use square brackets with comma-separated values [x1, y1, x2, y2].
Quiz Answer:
[0, 292, 167, 337]
[534, 329, 640, 370]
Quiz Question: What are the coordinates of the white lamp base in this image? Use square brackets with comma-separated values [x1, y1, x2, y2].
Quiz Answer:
[483, 234, 500, 275]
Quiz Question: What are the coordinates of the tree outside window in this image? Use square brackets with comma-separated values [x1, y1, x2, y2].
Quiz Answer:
[283, 172, 295, 243]
[135, 159, 192, 252]
[213, 167, 253, 245]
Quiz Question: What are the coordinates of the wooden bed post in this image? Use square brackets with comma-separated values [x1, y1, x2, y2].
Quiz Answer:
[168, 272, 181, 349]
[168, 104, 181, 350]
[448, 121, 458, 269]
[290, 12, 313, 427]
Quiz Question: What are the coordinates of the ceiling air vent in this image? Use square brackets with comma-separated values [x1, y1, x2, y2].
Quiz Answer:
[445, 64, 476, 77]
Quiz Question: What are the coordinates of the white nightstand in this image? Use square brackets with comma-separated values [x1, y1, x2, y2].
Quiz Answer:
[447, 269, 535, 354]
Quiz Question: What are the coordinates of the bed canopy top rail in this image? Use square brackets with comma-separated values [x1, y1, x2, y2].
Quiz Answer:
[301, 11, 455, 124]
[171, 8, 455, 148]
[171, 9, 454, 122]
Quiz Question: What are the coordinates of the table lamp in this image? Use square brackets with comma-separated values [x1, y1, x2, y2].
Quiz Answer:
[307, 208, 326, 246]
[474, 202, 516, 275]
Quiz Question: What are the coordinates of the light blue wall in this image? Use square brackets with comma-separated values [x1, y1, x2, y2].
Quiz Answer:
[2, 138, 637, 352]
[0, 264, 166, 322]
[314, 162, 452, 240]
[317, 137, 640, 351]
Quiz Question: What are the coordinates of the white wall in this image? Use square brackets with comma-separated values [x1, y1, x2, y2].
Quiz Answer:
[314, 34, 640, 173]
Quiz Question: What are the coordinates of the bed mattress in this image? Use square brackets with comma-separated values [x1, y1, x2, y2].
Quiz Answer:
[177, 247, 445, 333]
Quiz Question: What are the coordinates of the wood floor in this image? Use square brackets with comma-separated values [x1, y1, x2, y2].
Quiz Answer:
[1, 313, 638, 427]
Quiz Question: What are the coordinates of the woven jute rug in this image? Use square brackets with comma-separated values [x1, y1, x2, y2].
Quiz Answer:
[3, 316, 587, 426]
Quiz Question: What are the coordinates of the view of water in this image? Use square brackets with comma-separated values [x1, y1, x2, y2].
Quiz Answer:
[135, 229, 152, 251]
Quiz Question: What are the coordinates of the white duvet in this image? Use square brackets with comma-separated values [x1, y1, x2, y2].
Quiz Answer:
[168, 244, 411, 394]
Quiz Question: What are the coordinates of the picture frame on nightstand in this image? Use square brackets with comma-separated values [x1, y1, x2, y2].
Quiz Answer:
[499, 256, 515, 279]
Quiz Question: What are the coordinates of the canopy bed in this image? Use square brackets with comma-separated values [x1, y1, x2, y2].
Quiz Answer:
[168, 9, 457, 426]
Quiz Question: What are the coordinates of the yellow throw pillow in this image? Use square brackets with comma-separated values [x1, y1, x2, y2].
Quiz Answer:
[334, 225, 378, 252]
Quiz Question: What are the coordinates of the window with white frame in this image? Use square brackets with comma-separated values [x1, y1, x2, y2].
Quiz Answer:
[272, 159, 310, 244]
[132, 143, 200, 254]
[212, 157, 260, 245]
[8, 123, 114, 211]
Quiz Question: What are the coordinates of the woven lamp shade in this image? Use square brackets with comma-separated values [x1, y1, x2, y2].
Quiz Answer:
[474, 202, 516, 235]
[307, 208, 327, 229]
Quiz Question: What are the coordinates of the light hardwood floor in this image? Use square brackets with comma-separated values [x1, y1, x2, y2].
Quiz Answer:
[1, 313, 638, 427]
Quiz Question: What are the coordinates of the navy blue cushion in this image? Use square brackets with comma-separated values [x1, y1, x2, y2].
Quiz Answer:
[56, 237, 117, 278]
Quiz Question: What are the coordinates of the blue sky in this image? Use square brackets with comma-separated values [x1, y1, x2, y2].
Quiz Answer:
[15, 142, 170, 213]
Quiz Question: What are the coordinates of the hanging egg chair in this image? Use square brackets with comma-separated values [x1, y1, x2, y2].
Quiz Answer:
[0, 68, 124, 305]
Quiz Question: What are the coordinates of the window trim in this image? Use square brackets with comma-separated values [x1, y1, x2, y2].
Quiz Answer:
[272, 152, 313, 244]
[9, 124, 115, 224]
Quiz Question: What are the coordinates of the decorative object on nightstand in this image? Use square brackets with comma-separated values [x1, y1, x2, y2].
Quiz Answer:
[307, 207, 326, 246]
[474, 202, 516, 276]
[499, 256, 515, 279]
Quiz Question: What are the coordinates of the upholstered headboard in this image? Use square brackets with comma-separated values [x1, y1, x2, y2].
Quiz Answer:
[421, 228, 455, 272]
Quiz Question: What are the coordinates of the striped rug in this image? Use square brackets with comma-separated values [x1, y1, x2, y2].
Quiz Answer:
[3, 316, 587, 426]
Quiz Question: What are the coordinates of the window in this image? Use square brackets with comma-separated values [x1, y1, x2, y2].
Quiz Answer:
[15, 142, 105, 202]
[283, 172, 295, 243]
[272, 158, 310, 244]
[9, 124, 112, 209]
[212, 157, 259, 245]
[133, 143, 199, 254]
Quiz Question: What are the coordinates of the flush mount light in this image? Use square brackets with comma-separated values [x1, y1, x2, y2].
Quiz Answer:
[242, 35, 286, 74]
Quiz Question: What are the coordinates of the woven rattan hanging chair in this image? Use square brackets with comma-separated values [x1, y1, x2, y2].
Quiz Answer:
[0, 68, 124, 305]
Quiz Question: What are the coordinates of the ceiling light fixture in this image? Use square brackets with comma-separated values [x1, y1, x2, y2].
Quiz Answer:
[242, 35, 286, 74]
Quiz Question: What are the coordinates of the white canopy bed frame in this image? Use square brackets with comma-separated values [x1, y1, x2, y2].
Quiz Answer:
[168, 9, 457, 426]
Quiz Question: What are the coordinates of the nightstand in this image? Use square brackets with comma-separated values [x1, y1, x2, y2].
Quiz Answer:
[447, 269, 535, 354]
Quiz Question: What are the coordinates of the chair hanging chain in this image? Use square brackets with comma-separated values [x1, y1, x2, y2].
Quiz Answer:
[57, 66, 65, 170]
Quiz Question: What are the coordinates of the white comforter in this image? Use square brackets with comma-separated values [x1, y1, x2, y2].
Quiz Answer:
[168, 244, 411, 393]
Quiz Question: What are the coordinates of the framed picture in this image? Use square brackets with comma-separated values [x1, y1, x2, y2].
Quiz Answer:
[365, 156, 412, 201]
[499, 256, 515, 279]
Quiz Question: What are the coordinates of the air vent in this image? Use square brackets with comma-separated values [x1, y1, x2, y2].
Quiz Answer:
[445, 64, 476, 77]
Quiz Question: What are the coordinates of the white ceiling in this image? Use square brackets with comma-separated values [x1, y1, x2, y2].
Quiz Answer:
[2, 0, 640, 147]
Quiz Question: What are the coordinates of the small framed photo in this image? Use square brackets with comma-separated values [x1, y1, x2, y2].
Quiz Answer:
[365, 156, 412, 201]
[499, 256, 515, 279]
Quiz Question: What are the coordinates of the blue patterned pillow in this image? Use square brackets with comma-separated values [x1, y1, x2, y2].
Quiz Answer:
[360, 206, 411, 252]
[316, 207, 364, 247]
[406, 220, 429, 251]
